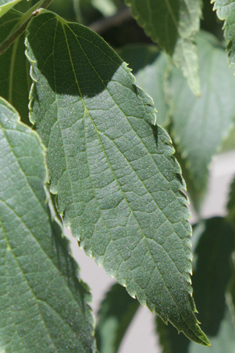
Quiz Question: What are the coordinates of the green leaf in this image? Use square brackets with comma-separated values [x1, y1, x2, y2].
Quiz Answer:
[0, 0, 23, 17]
[157, 217, 235, 352]
[0, 97, 96, 352]
[124, 0, 202, 96]
[170, 32, 235, 211]
[212, 0, 235, 66]
[0, 9, 30, 124]
[118, 44, 169, 127]
[227, 177, 235, 228]
[96, 283, 140, 353]
[91, 0, 117, 17]
[26, 10, 209, 345]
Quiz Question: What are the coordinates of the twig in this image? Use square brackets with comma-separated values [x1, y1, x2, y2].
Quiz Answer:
[0, 0, 54, 55]
[89, 6, 131, 34]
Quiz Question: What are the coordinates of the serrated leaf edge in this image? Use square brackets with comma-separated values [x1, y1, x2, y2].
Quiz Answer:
[25, 11, 209, 346]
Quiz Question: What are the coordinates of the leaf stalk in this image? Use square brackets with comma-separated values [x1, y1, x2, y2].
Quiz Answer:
[0, 0, 54, 55]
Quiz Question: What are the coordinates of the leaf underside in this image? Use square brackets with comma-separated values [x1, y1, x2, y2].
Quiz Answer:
[0, 97, 95, 353]
[212, 0, 235, 66]
[0, 9, 30, 124]
[124, 0, 202, 96]
[170, 32, 235, 209]
[26, 10, 209, 345]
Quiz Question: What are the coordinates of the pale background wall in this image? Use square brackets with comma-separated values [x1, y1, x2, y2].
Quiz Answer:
[65, 149, 235, 353]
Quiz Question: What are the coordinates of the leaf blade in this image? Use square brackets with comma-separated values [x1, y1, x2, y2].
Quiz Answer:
[0, 97, 96, 353]
[95, 283, 140, 353]
[124, 0, 202, 96]
[0, 0, 23, 17]
[0, 9, 30, 124]
[26, 11, 209, 345]
[170, 32, 235, 210]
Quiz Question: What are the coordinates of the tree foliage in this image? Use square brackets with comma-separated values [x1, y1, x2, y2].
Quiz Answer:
[0, 0, 235, 352]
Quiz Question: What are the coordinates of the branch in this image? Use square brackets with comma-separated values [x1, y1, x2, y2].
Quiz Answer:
[89, 6, 131, 35]
[0, 0, 54, 55]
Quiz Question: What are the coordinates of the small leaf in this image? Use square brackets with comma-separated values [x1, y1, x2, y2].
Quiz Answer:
[0, 0, 23, 17]
[170, 32, 235, 211]
[124, 0, 202, 96]
[118, 44, 169, 127]
[0, 9, 30, 124]
[26, 10, 209, 345]
[91, 0, 117, 17]
[157, 217, 235, 352]
[212, 0, 235, 66]
[95, 283, 140, 353]
[0, 97, 96, 352]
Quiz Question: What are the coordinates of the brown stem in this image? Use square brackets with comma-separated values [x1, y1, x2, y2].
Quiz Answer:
[89, 6, 131, 35]
[0, 0, 54, 55]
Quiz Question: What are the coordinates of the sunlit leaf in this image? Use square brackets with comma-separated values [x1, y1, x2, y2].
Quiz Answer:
[0, 97, 96, 353]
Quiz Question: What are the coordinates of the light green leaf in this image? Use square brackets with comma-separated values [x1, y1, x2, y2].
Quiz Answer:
[118, 44, 169, 127]
[212, 0, 235, 66]
[0, 9, 30, 124]
[157, 217, 235, 352]
[0, 97, 96, 352]
[124, 0, 202, 96]
[91, 0, 117, 16]
[0, 0, 24, 17]
[26, 10, 209, 345]
[170, 32, 235, 211]
[95, 283, 139, 353]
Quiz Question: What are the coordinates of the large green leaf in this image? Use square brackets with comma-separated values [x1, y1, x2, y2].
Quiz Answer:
[157, 217, 235, 352]
[0, 97, 96, 352]
[118, 44, 169, 127]
[0, 0, 23, 17]
[0, 9, 30, 124]
[124, 0, 201, 96]
[95, 283, 140, 353]
[170, 32, 235, 210]
[212, 0, 235, 65]
[26, 10, 209, 345]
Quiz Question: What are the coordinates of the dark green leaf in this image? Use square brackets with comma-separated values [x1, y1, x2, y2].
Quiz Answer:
[170, 32, 235, 211]
[26, 10, 209, 345]
[124, 0, 202, 96]
[157, 217, 235, 352]
[0, 97, 96, 352]
[0, 9, 30, 124]
[96, 283, 139, 353]
[118, 44, 169, 127]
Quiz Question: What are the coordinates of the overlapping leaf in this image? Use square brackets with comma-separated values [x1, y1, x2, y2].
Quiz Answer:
[212, 0, 235, 65]
[170, 32, 235, 210]
[96, 283, 139, 353]
[124, 0, 202, 96]
[0, 97, 96, 352]
[0, 9, 30, 124]
[26, 10, 209, 345]
[118, 44, 169, 127]
[157, 217, 235, 352]
[0, 0, 23, 17]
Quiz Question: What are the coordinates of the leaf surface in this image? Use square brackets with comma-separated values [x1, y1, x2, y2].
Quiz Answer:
[26, 10, 209, 345]
[95, 283, 139, 353]
[170, 32, 235, 210]
[118, 44, 169, 127]
[157, 217, 235, 352]
[0, 0, 23, 17]
[0, 9, 30, 124]
[124, 0, 202, 96]
[212, 0, 235, 66]
[0, 97, 96, 352]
